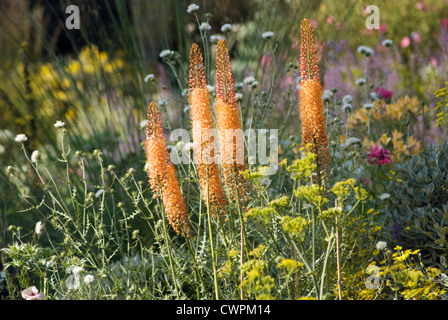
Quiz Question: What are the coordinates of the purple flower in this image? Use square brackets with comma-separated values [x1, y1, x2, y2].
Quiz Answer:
[368, 144, 392, 165]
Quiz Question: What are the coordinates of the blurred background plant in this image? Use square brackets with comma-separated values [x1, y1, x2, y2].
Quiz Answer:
[0, 0, 447, 300]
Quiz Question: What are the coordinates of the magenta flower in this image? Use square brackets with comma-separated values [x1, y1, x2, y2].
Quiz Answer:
[368, 144, 392, 165]
[442, 18, 448, 29]
[374, 87, 393, 100]
[379, 24, 388, 33]
[401, 36, 411, 48]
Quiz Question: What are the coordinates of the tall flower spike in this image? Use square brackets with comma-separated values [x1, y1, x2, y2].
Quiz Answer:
[298, 19, 330, 190]
[145, 102, 168, 198]
[145, 102, 191, 236]
[189, 43, 207, 90]
[300, 19, 320, 82]
[189, 43, 227, 217]
[215, 39, 250, 208]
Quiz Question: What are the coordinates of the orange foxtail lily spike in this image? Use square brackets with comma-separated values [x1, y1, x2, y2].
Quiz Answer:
[144, 102, 191, 236]
[299, 19, 331, 189]
[189, 43, 227, 217]
[215, 39, 250, 208]
[300, 19, 320, 82]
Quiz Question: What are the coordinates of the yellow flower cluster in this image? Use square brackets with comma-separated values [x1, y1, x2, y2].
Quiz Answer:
[240, 245, 275, 300]
[277, 258, 304, 275]
[353, 96, 425, 124]
[244, 207, 276, 223]
[351, 96, 424, 162]
[294, 184, 327, 207]
[37, 45, 125, 120]
[280, 216, 310, 241]
[435, 82, 448, 128]
[338, 245, 447, 300]
[330, 178, 356, 201]
[362, 130, 421, 162]
[218, 249, 239, 278]
[268, 196, 289, 208]
[285, 145, 317, 181]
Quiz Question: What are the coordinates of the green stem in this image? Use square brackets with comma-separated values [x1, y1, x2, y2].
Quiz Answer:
[207, 200, 219, 300]
[161, 207, 180, 299]
[319, 233, 335, 299]
[185, 237, 206, 297]
[205, 170, 219, 300]
[311, 207, 316, 274]
[291, 240, 320, 299]
[240, 224, 244, 300]
[335, 213, 342, 300]
[293, 245, 300, 299]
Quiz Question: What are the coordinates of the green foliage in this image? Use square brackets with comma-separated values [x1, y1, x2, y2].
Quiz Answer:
[384, 140, 448, 269]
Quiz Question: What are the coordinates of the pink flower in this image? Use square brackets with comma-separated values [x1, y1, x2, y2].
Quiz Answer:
[430, 57, 438, 67]
[379, 24, 388, 33]
[261, 54, 272, 69]
[411, 32, 421, 43]
[374, 87, 393, 100]
[415, 1, 426, 11]
[401, 36, 411, 48]
[310, 19, 318, 29]
[21, 286, 44, 300]
[442, 18, 448, 29]
[358, 176, 372, 186]
[368, 144, 392, 166]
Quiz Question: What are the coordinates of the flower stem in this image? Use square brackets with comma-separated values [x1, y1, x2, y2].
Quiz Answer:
[205, 171, 220, 300]
[185, 236, 206, 296]
[335, 208, 342, 300]
[161, 205, 180, 299]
